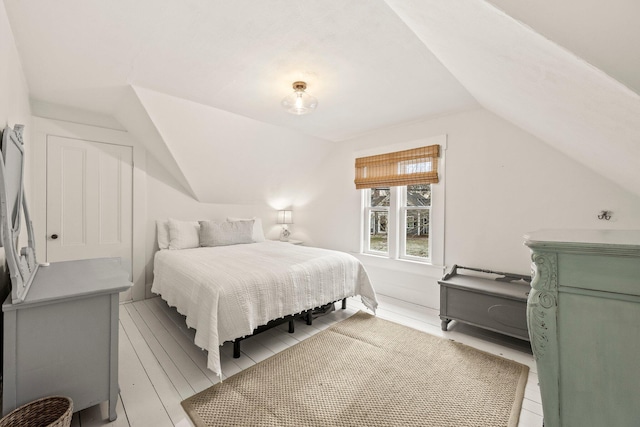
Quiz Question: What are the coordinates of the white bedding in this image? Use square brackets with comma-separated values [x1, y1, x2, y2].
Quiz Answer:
[151, 241, 377, 376]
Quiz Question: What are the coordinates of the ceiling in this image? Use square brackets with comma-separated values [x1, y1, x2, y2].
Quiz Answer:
[486, 0, 640, 95]
[3, 0, 477, 142]
[3, 0, 640, 199]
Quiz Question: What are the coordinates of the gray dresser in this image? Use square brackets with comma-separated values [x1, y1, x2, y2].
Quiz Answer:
[2, 258, 131, 421]
[0, 124, 131, 420]
[525, 230, 640, 427]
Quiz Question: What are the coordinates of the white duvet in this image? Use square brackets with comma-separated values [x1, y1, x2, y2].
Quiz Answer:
[151, 241, 377, 377]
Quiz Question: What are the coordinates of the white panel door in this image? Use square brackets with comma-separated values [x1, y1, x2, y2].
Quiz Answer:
[46, 136, 133, 300]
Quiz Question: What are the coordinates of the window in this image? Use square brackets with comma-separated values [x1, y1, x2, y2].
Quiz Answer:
[365, 188, 390, 254]
[363, 185, 431, 261]
[356, 142, 443, 265]
[401, 184, 431, 259]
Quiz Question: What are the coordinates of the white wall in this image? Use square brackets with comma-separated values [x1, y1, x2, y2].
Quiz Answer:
[30, 99, 125, 131]
[302, 108, 640, 308]
[144, 154, 288, 296]
[0, 4, 31, 183]
[23, 100, 640, 309]
[0, 3, 31, 297]
[0, 9, 30, 128]
[24, 107, 296, 299]
[25, 96, 338, 299]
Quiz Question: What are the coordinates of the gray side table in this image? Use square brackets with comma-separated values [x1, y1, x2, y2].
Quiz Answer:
[2, 257, 131, 421]
[439, 267, 531, 341]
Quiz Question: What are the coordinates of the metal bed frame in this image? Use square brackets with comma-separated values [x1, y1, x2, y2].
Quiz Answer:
[232, 297, 348, 358]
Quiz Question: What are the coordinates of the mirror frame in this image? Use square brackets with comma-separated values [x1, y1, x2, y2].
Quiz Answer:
[0, 124, 38, 303]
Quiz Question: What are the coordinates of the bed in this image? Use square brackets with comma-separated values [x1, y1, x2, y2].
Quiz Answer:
[151, 238, 378, 377]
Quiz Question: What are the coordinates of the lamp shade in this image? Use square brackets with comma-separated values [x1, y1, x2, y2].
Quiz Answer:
[277, 210, 293, 224]
[281, 81, 317, 115]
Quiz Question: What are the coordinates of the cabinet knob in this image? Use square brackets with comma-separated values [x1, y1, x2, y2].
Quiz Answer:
[51, 234, 59, 240]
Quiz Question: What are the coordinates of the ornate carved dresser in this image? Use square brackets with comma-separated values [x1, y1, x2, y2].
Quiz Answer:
[525, 230, 640, 427]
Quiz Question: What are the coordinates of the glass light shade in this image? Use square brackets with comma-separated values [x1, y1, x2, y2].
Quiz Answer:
[277, 210, 293, 224]
[281, 82, 317, 115]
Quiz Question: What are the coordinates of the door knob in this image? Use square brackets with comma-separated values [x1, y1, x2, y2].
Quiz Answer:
[51, 234, 58, 240]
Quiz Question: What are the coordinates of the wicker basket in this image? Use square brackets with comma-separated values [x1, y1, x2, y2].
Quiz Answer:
[0, 396, 73, 427]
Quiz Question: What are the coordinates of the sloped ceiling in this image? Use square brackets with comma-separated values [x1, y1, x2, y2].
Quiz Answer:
[3, 0, 640, 199]
[384, 0, 640, 197]
[114, 86, 198, 199]
[486, 0, 640, 94]
[127, 86, 335, 204]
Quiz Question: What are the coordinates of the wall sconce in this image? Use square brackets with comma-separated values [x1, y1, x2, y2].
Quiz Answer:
[281, 81, 317, 115]
[277, 210, 293, 241]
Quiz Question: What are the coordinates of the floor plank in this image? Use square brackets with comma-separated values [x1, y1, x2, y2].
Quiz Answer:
[123, 304, 196, 399]
[79, 395, 128, 427]
[151, 298, 253, 378]
[518, 408, 545, 427]
[131, 302, 214, 393]
[144, 299, 221, 384]
[116, 312, 180, 427]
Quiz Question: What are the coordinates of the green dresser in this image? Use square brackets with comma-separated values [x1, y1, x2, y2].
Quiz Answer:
[525, 230, 640, 427]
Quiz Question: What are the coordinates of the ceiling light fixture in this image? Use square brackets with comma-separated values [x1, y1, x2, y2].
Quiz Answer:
[281, 81, 317, 115]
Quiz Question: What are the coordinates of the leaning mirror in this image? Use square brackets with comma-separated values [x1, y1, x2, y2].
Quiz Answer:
[0, 124, 38, 303]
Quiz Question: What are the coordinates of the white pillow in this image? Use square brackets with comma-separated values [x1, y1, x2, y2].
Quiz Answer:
[226, 217, 265, 242]
[199, 220, 254, 247]
[168, 219, 200, 250]
[156, 220, 170, 250]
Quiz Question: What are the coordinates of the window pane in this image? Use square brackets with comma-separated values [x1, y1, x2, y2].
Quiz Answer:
[405, 209, 429, 258]
[369, 210, 388, 253]
[406, 184, 431, 207]
[398, 158, 432, 174]
[370, 188, 390, 207]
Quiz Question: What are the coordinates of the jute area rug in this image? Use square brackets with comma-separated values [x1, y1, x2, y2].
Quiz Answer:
[182, 311, 529, 427]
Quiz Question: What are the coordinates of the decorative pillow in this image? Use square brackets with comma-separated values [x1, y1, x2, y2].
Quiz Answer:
[168, 219, 200, 250]
[156, 220, 170, 250]
[226, 217, 265, 242]
[199, 220, 254, 247]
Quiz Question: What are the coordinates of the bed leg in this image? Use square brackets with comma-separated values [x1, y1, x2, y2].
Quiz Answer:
[306, 310, 313, 325]
[342, 298, 347, 310]
[288, 319, 295, 333]
[233, 340, 241, 358]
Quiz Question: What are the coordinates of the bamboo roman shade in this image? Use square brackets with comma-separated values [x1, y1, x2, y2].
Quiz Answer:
[354, 145, 440, 189]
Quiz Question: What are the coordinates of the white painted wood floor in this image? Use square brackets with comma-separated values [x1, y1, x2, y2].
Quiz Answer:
[70, 295, 543, 427]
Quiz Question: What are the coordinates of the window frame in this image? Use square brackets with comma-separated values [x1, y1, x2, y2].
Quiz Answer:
[362, 186, 432, 263]
[364, 204, 390, 255]
[399, 186, 432, 262]
[358, 135, 446, 268]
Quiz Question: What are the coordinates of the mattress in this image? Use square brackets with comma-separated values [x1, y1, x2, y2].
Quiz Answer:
[151, 241, 377, 376]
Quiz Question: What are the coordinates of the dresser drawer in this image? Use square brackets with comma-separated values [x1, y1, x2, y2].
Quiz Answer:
[558, 253, 640, 297]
